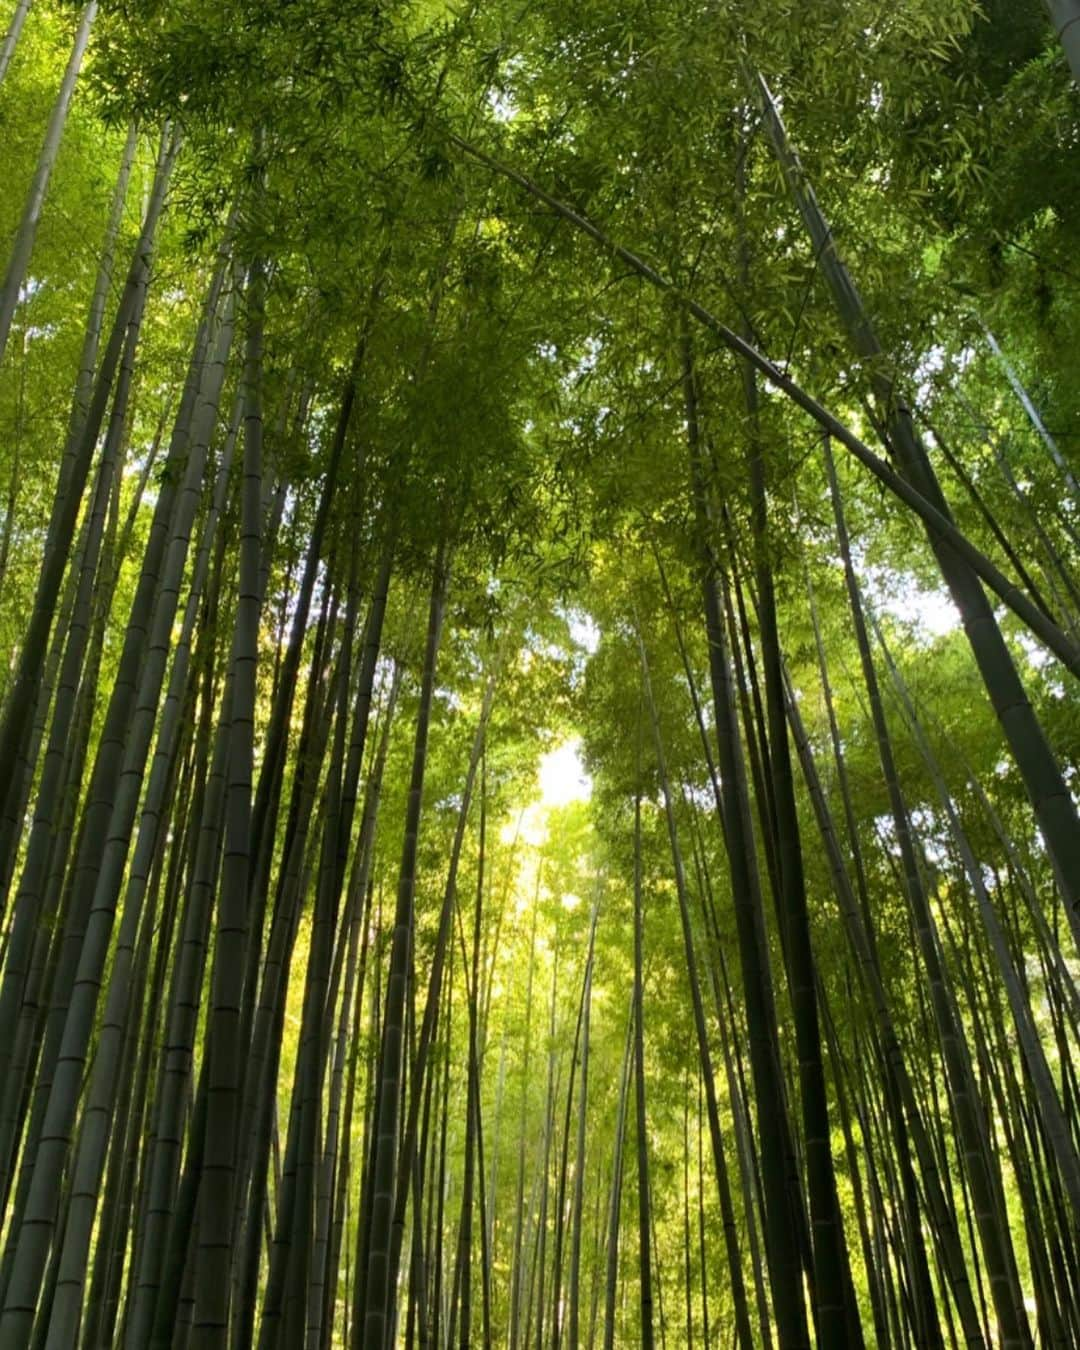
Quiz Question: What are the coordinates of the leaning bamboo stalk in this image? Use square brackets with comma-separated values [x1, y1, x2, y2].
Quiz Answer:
[449, 771, 489, 1350]
[748, 64, 1080, 960]
[631, 791, 656, 1350]
[190, 247, 266, 1347]
[263, 536, 376, 1344]
[568, 888, 599, 1350]
[92, 706, 203, 1348]
[0, 297, 138, 1201]
[955, 392, 1080, 619]
[0, 1, 98, 367]
[738, 310, 862, 1342]
[875, 617, 1080, 1220]
[315, 670, 401, 1350]
[84, 709, 195, 1343]
[68, 123, 140, 444]
[446, 130, 1080, 681]
[981, 322, 1080, 505]
[601, 997, 633, 1350]
[799, 570, 948, 1347]
[0, 0, 32, 85]
[679, 331, 812, 1348]
[509, 898, 540, 1350]
[530, 945, 561, 1350]
[233, 586, 342, 1347]
[277, 617, 357, 1347]
[305, 623, 395, 1347]
[124, 622, 238, 1343]
[547, 889, 597, 1350]
[686, 819, 773, 1348]
[825, 437, 1030, 1347]
[816, 994, 893, 1348]
[383, 656, 501, 1323]
[925, 415, 1061, 629]
[0, 266, 234, 1342]
[1043, 0, 1080, 82]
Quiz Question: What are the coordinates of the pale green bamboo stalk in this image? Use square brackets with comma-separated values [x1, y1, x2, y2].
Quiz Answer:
[631, 792, 655, 1350]
[383, 659, 503, 1325]
[637, 631, 755, 1350]
[232, 587, 341, 1348]
[1044, 0, 1080, 84]
[314, 668, 401, 1349]
[0, 0, 32, 85]
[0, 2, 97, 367]
[0, 125, 178, 896]
[0, 292, 135, 1202]
[981, 323, 1080, 506]
[68, 123, 139, 444]
[601, 1000, 633, 1350]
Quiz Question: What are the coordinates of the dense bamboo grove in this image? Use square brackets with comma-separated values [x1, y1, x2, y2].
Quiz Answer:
[0, 1, 1079, 1346]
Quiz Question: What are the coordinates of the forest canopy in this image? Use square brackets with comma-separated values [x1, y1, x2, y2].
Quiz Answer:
[0, 1, 1078, 1347]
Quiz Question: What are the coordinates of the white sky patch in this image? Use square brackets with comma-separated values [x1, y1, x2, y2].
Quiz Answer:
[857, 552, 961, 640]
[889, 581, 959, 638]
[1016, 631, 1053, 672]
[539, 738, 592, 807]
[488, 88, 517, 122]
[488, 57, 521, 122]
[503, 738, 592, 855]
[914, 344, 946, 403]
[566, 610, 600, 655]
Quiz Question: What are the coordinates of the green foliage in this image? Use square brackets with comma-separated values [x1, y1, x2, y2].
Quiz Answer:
[1, 1, 1078, 1344]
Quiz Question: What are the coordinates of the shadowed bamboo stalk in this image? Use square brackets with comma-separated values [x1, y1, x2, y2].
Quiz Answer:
[875, 616, 1080, 1220]
[825, 435, 1031, 1347]
[637, 622, 754, 1350]
[747, 65, 1080, 956]
[0, 125, 179, 898]
[364, 543, 449, 1349]
[1044, 0, 1080, 81]
[979, 323, 1080, 509]
[631, 790, 655, 1350]
[447, 129, 1080, 680]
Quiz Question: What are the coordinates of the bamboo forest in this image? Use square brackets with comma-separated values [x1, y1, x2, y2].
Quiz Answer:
[5, 2, 1080, 1347]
